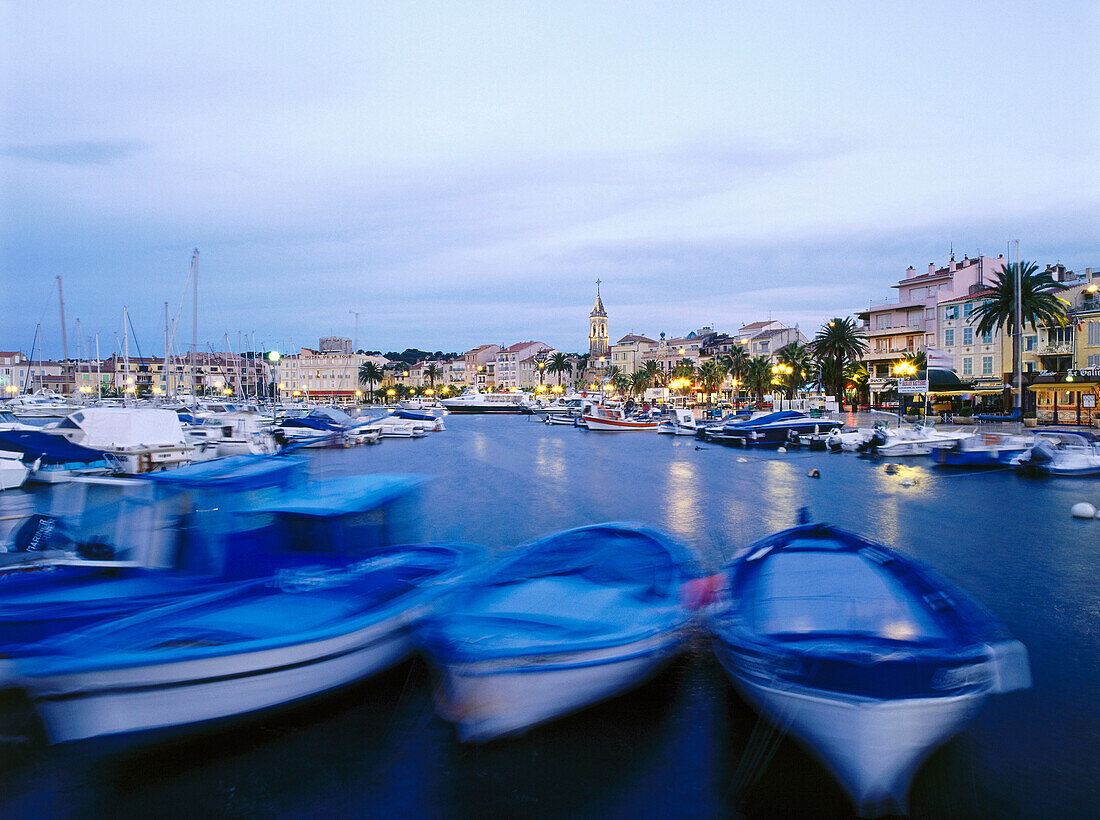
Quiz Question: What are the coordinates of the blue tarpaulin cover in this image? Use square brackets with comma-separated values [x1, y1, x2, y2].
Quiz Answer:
[0, 429, 108, 464]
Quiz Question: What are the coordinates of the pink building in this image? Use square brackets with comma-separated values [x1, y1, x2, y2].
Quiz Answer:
[857, 255, 1005, 402]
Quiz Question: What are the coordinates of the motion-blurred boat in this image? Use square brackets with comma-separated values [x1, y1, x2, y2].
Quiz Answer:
[709, 521, 1030, 817]
[440, 388, 537, 414]
[1012, 430, 1100, 476]
[49, 407, 194, 473]
[930, 431, 1034, 467]
[419, 523, 705, 741]
[0, 449, 30, 490]
[13, 543, 467, 743]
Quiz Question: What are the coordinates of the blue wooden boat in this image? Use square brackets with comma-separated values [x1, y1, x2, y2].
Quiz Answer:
[930, 431, 1034, 467]
[13, 542, 468, 743]
[0, 465, 432, 663]
[0, 456, 307, 652]
[419, 523, 706, 741]
[709, 521, 1030, 817]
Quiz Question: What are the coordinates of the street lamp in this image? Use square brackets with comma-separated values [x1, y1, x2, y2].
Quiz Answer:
[893, 361, 917, 422]
[267, 350, 280, 422]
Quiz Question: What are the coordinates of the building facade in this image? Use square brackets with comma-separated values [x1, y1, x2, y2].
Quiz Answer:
[588, 282, 609, 364]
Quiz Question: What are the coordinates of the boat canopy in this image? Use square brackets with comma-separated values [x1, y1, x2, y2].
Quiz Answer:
[59, 408, 187, 447]
[0, 429, 108, 464]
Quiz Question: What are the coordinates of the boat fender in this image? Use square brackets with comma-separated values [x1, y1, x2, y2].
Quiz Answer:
[807, 468, 820, 478]
[1070, 502, 1097, 519]
[884, 463, 899, 474]
[681, 574, 724, 609]
[899, 477, 915, 487]
[777, 446, 787, 453]
[736, 457, 748, 463]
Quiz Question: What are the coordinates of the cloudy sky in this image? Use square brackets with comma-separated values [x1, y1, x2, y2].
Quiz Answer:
[2, 1, 1096, 358]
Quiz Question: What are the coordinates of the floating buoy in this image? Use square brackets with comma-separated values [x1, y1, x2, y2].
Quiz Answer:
[884, 463, 899, 474]
[777, 446, 787, 454]
[737, 457, 749, 463]
[899, 477, 914, 487]
[807, 468, 820, 479]
[1071, 502, 1097, 519]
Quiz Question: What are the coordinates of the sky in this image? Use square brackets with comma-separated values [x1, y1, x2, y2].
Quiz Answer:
[2, 1, 1097, 359]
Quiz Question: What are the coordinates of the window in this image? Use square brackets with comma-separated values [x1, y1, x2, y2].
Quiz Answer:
[982, 356, 993, 375]
[925, 308, 934, 320]
[1089, 322, 1100, 347]
[963, 302, 974, 318]
[1088, 355, 1100, 367]
[962, 357, 973, 375]
[944, 305, 959, 320]
[981, 329, 992, 344]
[944, 329, 955, 347]
[1026, 335, 1037, 351]
[963, 328, 973, 346]
[876, 315, 893, 330]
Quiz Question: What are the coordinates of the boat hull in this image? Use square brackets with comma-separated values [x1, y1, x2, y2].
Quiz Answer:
[433, 633, 684, 742]
[26, 613, 414, 743]
[581, 415, 658, 431]
[715, 644, 985, 817]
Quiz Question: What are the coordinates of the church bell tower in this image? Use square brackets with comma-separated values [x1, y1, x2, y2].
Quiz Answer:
[588, 279, 608, 363]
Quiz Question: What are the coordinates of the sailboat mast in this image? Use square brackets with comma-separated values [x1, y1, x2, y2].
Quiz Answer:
[192, 249, 198, 398]
[95, 334, 101, 400]
[123, 306, 131, 404]
[57, 276, 68, 364]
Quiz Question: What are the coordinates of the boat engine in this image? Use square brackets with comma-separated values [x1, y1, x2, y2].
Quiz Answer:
[857, 429, 888, 454]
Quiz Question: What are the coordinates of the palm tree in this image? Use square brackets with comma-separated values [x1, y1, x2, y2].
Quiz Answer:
[718, 344, 749, 404]
[424, 362, 441, 392]
[642, 359, 666, 388]
[899, 350, 927, 372]
[776, 342, 813, 399]
[812, 318, 868, 411]
[970, 261, 1068, 403]
[697, 360, 724, 407]
[358, 361, 384, 404]
[545, 352, 571, 387]
[630, 369, 651, 397]
[603, 364, 623, 385]
[743, 355, 773, 405]
[846, 361, 870, 408]
[612, 373, 630, 396]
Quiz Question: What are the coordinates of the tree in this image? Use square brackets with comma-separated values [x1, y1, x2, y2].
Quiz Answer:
[358, 361, 384, 403]
[424, 362, 441, 391]
[545, 352, 571, 387]
[612, 373, 631, 396]
[718, 344, 749, 403]
[603, 365, 623, 387]
[630, 369, 651, 397]
[970, 261, 1068, 405]
[743, 356, 773, 405]
[697, 360, 724, 407]
[776, 342, 813, 399]
[846, 361, 870, 408]
[642, 359, 666, 387]
[812, 318, 868, 411]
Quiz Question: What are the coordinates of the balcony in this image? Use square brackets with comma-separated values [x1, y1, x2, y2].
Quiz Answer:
[1039, 344, 1073, 356]
[863, 324, 926, 338]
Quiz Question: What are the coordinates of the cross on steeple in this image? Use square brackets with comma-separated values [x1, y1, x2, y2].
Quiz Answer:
[596, 278, 601, 294]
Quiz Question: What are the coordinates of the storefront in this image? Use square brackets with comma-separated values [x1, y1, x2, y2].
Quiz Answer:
[1028, 370, 1100, 426]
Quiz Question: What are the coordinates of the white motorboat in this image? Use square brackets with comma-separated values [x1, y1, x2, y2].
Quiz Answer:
[5, 391, 78, 420]
[1013, 430, 1100, 476]
[657, 408, 698, 436]
[49, 408, 193, 474]
[186, 411, 278, 457]
[396, 398, 448, 417]
[440, 388, 537, 414]
[0, 450, 30, 490]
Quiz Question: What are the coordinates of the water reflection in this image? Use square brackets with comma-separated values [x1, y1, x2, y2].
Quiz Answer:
[662, 460, 699, 542]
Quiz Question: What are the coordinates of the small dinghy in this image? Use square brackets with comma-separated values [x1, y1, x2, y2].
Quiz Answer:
[13, 544, 467, 743]
[419, 523, 707, 741]
[709, 520, 1030, 817]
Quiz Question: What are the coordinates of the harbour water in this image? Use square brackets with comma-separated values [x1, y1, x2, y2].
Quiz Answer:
[1, 412, 1097, 817]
